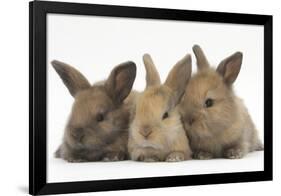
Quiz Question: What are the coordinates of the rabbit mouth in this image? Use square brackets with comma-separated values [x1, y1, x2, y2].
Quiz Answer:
[138, 142, 163, 150]
[189, 126, 214, 139]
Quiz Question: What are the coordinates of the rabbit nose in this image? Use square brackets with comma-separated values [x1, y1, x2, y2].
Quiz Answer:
[74, 133, 84, 143]
[77, 134, 84, 142]
[139, 129, 152, 138]
[188, 117, 195, 125]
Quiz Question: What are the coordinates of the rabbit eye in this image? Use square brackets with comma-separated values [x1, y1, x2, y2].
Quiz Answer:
[205, 98, 213, 108]
[162, 112, 169, 119]
[96, 113, 104, 122]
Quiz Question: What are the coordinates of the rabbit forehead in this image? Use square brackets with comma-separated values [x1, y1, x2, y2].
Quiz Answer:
[186, 69, 225, 102]
[137, 86, 172, 115]
[70, 86, 114, 125]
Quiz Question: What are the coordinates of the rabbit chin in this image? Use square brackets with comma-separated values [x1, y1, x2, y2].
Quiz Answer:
[137, 141, 164, 150]
[188, 125, 214, 139]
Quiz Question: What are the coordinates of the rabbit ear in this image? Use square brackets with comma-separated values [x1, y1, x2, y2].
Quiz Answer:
[216, 52, 243, 85]
[105, 61, 136, 104]
[51, 60, 91, 97]
[164, 54, 192, 105]
[143, 54, 161, 88]
[192, 45, 210, 70]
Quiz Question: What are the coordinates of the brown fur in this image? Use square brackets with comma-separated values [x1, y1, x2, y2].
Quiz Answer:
[179, 45, 263, 159]
[52, 60, 136, 162]
[128, 54, 193, 162]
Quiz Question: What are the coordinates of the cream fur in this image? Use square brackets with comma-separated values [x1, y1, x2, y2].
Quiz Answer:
[128, 54, 192, 162]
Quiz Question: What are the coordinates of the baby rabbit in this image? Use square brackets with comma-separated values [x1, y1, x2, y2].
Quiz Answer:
[128, 54, 192, 162]
[52, 60, 136, 162]
[180, 45, 263, 159]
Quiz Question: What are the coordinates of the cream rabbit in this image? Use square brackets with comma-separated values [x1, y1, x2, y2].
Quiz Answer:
[128, 54, 192, 162]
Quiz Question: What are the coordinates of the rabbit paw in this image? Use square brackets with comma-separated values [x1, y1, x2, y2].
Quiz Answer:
[166, 152, 185, 162]
[193, 151, 213, 160]
[66, 157, 86, 163]
[144, 157, 159, 162]
[103, 152, 125, 162]
[137, 154, 159, 162]
[224, 148, 244, 159]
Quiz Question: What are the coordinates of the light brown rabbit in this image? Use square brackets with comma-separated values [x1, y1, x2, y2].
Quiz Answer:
[128, 54, 192, 162]
[52, 60, 136, 162]
[179, 45, 263, 159]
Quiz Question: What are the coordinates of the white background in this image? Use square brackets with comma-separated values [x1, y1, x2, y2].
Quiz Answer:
[47, 13, 264, 182]
[0, 0, 280, 195]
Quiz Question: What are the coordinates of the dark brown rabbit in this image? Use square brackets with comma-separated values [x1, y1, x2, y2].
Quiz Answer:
[52, 60, 136, 162]
[179, 45, 263, 159]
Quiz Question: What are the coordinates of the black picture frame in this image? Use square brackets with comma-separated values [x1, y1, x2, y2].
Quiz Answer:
[29, 0, 273, 195]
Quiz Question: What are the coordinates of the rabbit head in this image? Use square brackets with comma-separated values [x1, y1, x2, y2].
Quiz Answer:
[180, 45, 243, 140]
[129, 54, 192, 161]
[52, 60, 136, 162]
